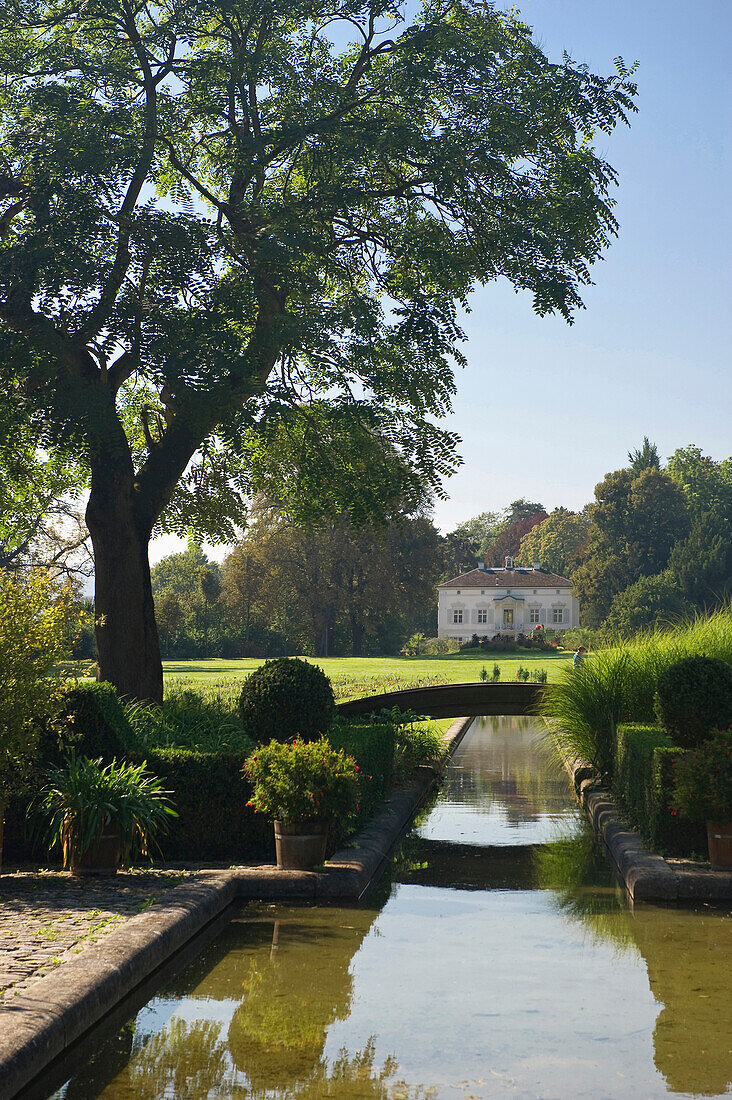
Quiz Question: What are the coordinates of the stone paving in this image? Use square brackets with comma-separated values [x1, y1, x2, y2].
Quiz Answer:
[0, 868, 193, 1000]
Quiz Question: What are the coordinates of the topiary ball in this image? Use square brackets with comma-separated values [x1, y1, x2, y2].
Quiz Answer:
[238, 658, 335, 744]
[654, 656, 732, 749]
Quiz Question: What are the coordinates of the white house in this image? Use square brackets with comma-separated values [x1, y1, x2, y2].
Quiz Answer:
[437, 557, 580, 642]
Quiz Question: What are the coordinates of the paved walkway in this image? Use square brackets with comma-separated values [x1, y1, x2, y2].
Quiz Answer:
[0, 869, 192, 1000]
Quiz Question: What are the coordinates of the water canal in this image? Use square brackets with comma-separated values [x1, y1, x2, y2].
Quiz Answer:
[38, 717, 732, 1099]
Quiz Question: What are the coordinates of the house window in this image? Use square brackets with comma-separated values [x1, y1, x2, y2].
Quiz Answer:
[478, 609, 488, 623]
[529, 609, 540, 624]
[453, 609, 463, 624]
[553, 608, 564, 624]
[503, 609, 514, 627]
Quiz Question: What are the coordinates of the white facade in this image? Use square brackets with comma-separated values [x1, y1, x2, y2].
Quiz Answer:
[437, 560, 580, 642]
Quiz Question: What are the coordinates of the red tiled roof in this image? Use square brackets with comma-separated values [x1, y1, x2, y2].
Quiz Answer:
[437, 568, 572, 588]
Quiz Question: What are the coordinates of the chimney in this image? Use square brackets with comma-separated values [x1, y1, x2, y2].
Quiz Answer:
[504, 555, 514, 570]
[477, 560, 485, 571]
[533, 562, 541, 571]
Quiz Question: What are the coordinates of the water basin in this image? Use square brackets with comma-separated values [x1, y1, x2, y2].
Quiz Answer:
[35, 717, 732, 1099]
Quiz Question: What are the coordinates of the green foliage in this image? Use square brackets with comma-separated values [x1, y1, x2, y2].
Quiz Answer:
[327, 721, 396, 834]
[671, 728, 732, 824]
[152, 548, 226, 658]
[392, 721, 447, 785]
[517, 507, 589, 577]
[124, 691, 254, 754]
[43, 681, 132, 766]
[545, 607, 732, 779]
[245, 738, 359, 826]
[33, 754, 176, 867]
[573, 467, 689, 627]
[0, 0, 637, 698]
[544, 649, 634, 776]
[603, 572, 690, 637]
[613, 724, 706, 856]
[131, 747, 272, 862]
[238, 658, 335, 744]
[627, 437, 660, 474]
[0, 570, 71, 800]
[654, 656, 732, 748]
[667, 445, 732, 520]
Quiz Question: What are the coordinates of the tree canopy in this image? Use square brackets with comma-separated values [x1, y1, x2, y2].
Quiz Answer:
[0, 0, 637, 697]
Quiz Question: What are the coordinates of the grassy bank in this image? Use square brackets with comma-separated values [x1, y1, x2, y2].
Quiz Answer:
[163, 652, 572, 703]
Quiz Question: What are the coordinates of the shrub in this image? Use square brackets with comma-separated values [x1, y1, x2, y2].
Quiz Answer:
[654, 656, 732, 748]
[238, 658, 335, 743]
[42, 681, 132, 766]
[130, 747, 273, 862]
[245, 737, 359, 826]
[671, 727, 732, 824]
[124, 690, 253, 753]
[613, 723, 706, 856]
[328, 720, 396, 826]
[0, 570, 71, 803]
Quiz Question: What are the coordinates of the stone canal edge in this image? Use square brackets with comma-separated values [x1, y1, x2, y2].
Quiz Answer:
[565, 759, 732, 904]
[0, 715, 474, 1100]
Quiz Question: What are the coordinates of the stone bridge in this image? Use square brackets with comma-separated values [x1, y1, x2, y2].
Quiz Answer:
[336, 681, 547, 719]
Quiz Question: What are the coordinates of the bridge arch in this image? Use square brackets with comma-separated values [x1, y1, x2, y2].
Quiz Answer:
[336, 681, 547, 719]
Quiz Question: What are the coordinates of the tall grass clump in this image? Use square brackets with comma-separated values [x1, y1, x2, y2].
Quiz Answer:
[543, 605, 732, 777]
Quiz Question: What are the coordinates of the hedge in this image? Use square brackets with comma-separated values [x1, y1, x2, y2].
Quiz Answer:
[128, 748, 274, 863]
[327, 721, 397, 845]
[40, 681, 133, 765]
[613, 723, 706, 857]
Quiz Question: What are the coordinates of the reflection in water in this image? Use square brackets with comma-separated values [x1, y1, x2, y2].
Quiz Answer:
[41, 717, 732, 1100]
[536, 828, 732, 1096]
[419, 716, 578, 846]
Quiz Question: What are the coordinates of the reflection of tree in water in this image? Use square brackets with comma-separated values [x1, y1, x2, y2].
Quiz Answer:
[227, 909, 376, 1091]
[537, 830, 732, 1097]
[121, 1030, 427, 1100]
[444, 717, 575, 824]
[630, 906, 732, 1097]
[126, 1019, 233, 1098]
[534, 828, 636, 951]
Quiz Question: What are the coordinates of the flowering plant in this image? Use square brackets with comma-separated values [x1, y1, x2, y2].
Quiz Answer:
[244, 737, 359, 825]
[671, 727, 732, 824]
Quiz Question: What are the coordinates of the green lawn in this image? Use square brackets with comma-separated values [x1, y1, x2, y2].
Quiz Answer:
[163, 651, 572, 703]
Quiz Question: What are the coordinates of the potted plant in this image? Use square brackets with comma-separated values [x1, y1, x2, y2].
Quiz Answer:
[670, 727, 732, 870]
[33, 754, 177, 875]
[244, 737, 359, 870]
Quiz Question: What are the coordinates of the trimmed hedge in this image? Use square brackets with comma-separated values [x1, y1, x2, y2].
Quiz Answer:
[654, 656, 732, 749]
[327, 721, 397, 842]
[613, 723, 706, 857]
[40, 681, 133, 765]
[239, 657, 335, 743]
[129, 749, 273, 863]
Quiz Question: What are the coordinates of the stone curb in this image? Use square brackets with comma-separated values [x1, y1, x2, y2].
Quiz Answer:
[1, 715, 474, 1099]
[567, 761, 732, 903]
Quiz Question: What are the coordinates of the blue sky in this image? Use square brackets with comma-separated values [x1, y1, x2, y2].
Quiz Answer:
[151, 0, 731, 561]
[431, 0, 732, 531]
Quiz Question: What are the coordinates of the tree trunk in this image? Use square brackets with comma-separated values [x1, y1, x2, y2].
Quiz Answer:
[86, 472, 163, 703]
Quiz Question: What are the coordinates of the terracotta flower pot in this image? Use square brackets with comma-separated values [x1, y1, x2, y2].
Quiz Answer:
[69, 825, 121, 876]
[706, 820, 732, 871]
[273, 820, 328, 870]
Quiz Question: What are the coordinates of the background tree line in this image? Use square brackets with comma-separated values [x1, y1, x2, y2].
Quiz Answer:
[446, 440, 731, 638]
[122, 439, 732, 658]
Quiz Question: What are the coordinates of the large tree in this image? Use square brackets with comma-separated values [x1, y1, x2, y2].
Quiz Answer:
[0, 0, 636, 698]
[573, 467, 689, 626]
[516, 506, 589, 577]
